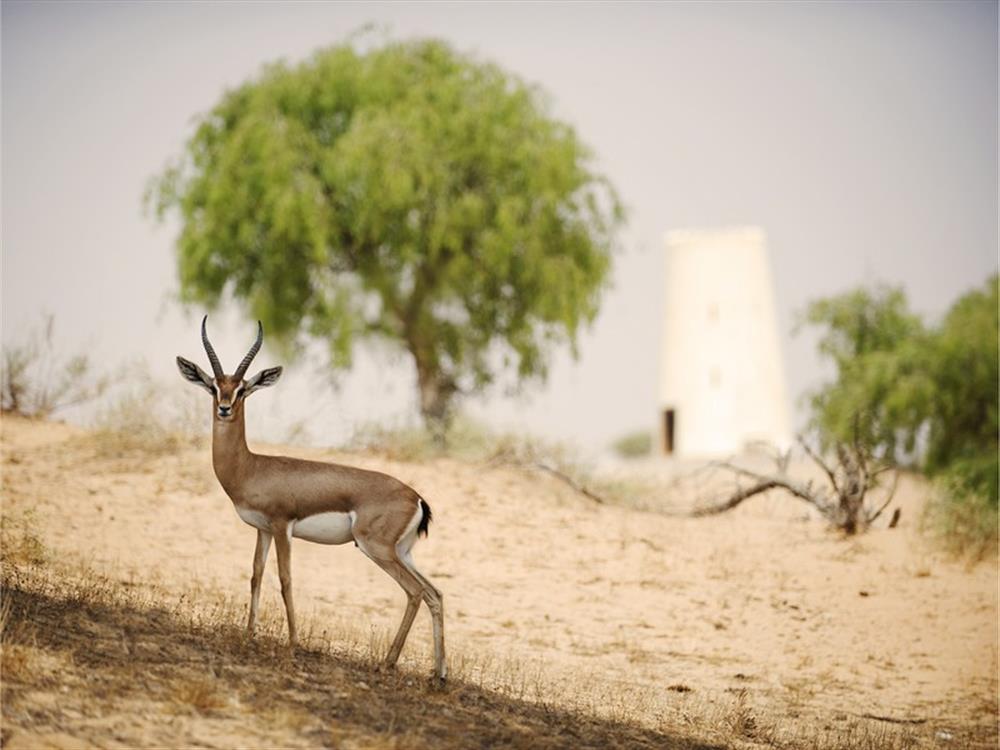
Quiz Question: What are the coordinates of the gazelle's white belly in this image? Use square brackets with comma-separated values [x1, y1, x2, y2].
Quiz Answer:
[234, 506, 271, 532]
[291, 511, 356, 545]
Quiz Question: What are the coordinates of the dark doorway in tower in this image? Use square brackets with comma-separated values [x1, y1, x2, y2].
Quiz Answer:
[662, 408, 676, 455]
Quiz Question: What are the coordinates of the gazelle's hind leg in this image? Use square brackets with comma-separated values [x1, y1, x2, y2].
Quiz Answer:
[368, 557, 424, 667]
[355, 529, 446, 680]
[399, 548, 446, 681]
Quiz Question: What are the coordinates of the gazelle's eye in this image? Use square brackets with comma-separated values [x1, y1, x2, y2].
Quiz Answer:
[234, 387, 244, 399]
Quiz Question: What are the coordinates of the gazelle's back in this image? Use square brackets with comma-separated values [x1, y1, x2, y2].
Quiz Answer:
[239, 453, 419, 520]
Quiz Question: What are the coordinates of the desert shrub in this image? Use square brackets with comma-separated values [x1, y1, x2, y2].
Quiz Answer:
[90, 363, 205, 457]
[347, 415, 497, 461]
[1, 315, 110, 418]
[347, 416, 656, 508]
[611, 430, 652, 459]
[924, 461, 999, 560]
[803, 275, 998, 552]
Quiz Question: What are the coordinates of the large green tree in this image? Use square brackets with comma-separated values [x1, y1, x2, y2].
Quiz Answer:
[149, 38, 623, 430]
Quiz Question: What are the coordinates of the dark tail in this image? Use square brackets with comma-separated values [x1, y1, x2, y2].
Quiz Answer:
[417, 498, 432, 538]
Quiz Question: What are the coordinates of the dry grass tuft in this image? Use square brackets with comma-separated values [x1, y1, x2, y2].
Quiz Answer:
[2, 643, 37, 682]
[84, 366, 207, 459]
[169, 676, 229, 715]
[723, 689, 768, 742]
[1, 511, 47, 567]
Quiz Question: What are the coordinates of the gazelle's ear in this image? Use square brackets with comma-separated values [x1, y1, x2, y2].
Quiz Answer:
[176, 356, 215, 395]
[245, 366, 283, 395]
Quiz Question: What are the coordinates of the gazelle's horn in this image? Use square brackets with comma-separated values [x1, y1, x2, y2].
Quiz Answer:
[233, 321, 263, 380]
[201, 316, 224, 378]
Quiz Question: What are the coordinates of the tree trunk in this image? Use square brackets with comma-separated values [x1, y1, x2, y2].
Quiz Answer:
[415, 361, 457, 446]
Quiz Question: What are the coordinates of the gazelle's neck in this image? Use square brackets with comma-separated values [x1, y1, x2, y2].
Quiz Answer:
[212, 411, 253, 494]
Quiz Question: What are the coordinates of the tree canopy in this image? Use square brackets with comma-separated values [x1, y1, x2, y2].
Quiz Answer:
[801, 275, 999, 509]
[149, 38, 624, 429]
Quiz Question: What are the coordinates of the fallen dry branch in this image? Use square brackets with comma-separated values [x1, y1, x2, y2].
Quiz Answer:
[858, 712, 928, 725]
[531, 462, 606, 504]
[695, 434, 900, 535]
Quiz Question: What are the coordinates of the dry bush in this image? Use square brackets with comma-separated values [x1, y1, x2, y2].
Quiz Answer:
[695, 434, 901, 535]
[1, 314, 110, 418]
[348, 417, 671, 510]
[347, 416, 499, 462]
[922, 480, 998, 562]
[348, 420, 442, 462]
[89, 363, 206, 458]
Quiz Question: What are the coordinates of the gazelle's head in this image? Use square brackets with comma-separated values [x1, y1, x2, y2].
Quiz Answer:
[176, 317, 283, 422]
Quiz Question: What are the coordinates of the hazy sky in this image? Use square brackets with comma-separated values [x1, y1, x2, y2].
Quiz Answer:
[3, 1, 997, 451]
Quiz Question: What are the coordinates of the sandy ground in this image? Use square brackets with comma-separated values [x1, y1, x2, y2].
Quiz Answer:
[2, 415, 997, 745]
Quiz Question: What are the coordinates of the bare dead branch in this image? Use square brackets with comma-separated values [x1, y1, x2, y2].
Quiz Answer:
[865, 470, 900, 525]
[531, 462, 606, 505]
[703, 429, 900, 535]
[721, 462, 829, 507]
[857, 712, 927, 725]
[693, 480, 780, 516]
[797, 434, 840, 494]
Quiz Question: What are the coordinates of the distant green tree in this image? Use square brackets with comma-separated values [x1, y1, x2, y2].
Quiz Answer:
[801, 286, 932, 463]
[148, 38, 623, 433]
[802, 275, 999, 542]
[923, 276, 999, 503]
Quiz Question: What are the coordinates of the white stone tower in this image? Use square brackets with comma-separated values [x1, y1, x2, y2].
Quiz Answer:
[659, 227, 791, 457]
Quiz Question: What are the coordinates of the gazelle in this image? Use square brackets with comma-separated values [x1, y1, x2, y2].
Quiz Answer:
[176, 317, 445, 680]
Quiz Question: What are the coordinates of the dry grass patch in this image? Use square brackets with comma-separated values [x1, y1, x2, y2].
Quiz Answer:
[1, 511, 47, 567]
[0, 559, 718, 750]
[168, 675, 230, 715]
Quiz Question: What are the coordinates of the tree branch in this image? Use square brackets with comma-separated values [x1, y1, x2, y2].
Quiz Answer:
[531, 462, 606, 504]
[699, 462, 833, 516]
[865, 470, 900, 525]
[797, 434, 840, 495]
[692, 480, 780, 516]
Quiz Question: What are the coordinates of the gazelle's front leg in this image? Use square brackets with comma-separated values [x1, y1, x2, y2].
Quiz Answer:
[247, 529, 272, 634]
[272, 521, 297, 647]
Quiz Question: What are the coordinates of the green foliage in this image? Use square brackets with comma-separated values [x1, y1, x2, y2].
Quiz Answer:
[801, 286, 932, 461]
[803, 275, 999, 550]
[148, 38, 623, 426]
[923, 277, 999, 496]
[611, 430, 652, 459]
[924, 473, 998, 561]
